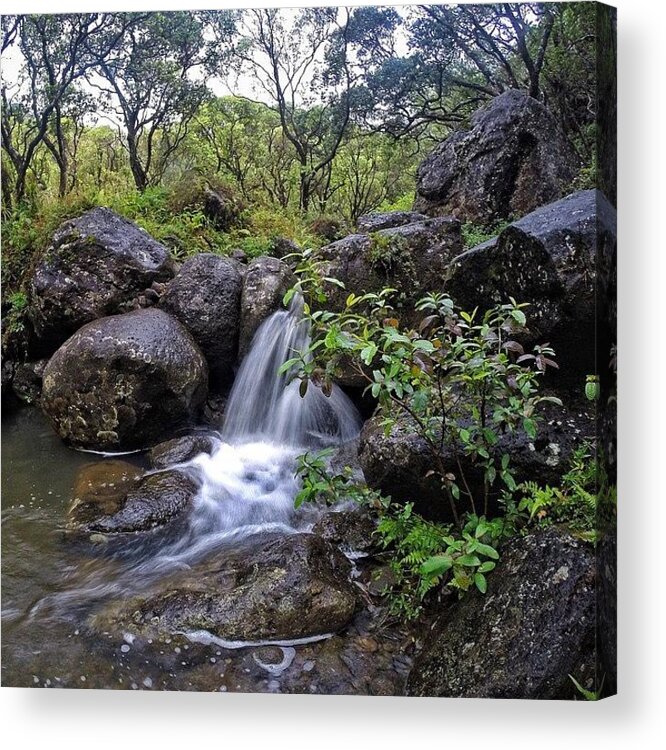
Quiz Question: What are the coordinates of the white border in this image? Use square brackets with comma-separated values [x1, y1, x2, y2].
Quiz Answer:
[2, 1, 665, 748]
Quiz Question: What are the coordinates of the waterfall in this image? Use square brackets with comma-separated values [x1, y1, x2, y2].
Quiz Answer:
[222, 295, 362, 447]
[33, 296, 362, 615]
[157, 295, 362, 553]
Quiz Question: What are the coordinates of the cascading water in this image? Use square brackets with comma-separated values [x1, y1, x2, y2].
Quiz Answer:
[33, 296, 362, 615]
[223, 294, 361, 446]
[178, 294, 362, 554]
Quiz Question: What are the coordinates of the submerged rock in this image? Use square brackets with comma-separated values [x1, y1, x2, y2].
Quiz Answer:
[41, 308, 208, 451]
[92, 533, 358, 641]
[149, 433, 218, 469]
[239, 256, 294, 358]
[445, 189, 616, 385]
[28, 207, 175, 353]
[159, 253, 242, 384]
[407, 528, 595, 699]
[69, 464, 197, 534]
[414, 90, 577, 224]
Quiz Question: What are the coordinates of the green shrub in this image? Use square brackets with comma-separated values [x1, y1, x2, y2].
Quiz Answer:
[461, 219, 511, 249]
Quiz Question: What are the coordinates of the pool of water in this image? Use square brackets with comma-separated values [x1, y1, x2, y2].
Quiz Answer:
[1, 407, 410, 694]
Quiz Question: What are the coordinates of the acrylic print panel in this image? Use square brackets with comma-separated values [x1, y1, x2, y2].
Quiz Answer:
[1, 3, 616, 699]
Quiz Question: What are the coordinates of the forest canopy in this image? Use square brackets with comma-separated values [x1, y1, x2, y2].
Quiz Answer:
[1, 4, 598, 290]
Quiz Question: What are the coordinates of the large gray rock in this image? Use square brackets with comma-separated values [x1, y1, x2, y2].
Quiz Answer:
[239, 256, 294, 357]
[407, 528, 596, 699]
[445, 189, 616, 385]
[92, 533, 358, 642]
[319, 216, 462, 314]
[160, 254, 242, 383]
[41, 308, 208, 451]
[28, 208, 175, 353]
[359, 404, 593, 523]
[356, 211, 428, 233]
[414, 90, 577, 224]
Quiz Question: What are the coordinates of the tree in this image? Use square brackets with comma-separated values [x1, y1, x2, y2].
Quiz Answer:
[1, 13, 139, 204]
[208, 7, 396, 211]
[89, 12, 209, 191]
[362, 3, 557, 140]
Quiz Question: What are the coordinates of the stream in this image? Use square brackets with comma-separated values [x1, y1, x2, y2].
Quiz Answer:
[1, 299, 412, 693]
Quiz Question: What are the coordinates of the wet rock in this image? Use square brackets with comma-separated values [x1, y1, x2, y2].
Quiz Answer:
[229, 248, 247, 263]
[69, 460, 143, 529]
[319, 217, 462, 340]
[69, 467, 197, 534]
[359, 404, 593, 523]
[202, 187, 241, 232]
[11, 358, 47, 405]
[93, 533, 358, 642]
[41, 308, 208, 451]
[414, 90, 577, 224]
[312, 510, 377, 555]
[159, 253, 242, 384]
[27, 208, 175, 354]
[445, 189, 616, 386]
[407, 528, 595, 699]
[357, 211, 428, 233]
[149, 433, 218, 469]
[268, 236, 300, 261]
[239, 256, 294, 358]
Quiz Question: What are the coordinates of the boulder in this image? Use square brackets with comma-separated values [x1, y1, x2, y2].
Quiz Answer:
[356, 211, 428, 233]
[159, 253, 242, 383]
[445, 189, 616, 385]
[359, 404, 593, 523]
[28, 208, 175, 353]
[11, 358, 47, 405]
[69, 464, 197, 535]
[414, 90, 577, 224]
[149, 433, 218, 470]
[319, 216, 462, 315]
[406, 528, 596, 699]
[312, 510, 377, 556]
[92, 533, 358, 641]
[238, 256, 294, 358]
[202, 187, 241, 232]
[268, 236, 301, 261]
[40, 308, 208, 451]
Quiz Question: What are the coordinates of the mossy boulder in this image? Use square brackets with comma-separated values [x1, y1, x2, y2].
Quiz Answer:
[239, 256, 294, 357]
[414, 90, 577, 224]
[41, 308, 208, 451]
[407, 528, 595, 699]
[159, 253, 242, 385]
[91, 533, 358, 641]
[28, 207, 175, 354]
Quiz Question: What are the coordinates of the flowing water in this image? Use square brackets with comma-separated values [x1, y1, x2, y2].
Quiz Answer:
[0, 299, 405, 692]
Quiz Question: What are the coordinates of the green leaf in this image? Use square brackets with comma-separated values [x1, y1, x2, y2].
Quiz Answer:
[474, 573, 488, 593]
[457, 554, 481, 567]
[420, 555, 453, 577]
[511, 309, 527, 326]
[475, 543, 499, 559]
[478, 561, 496, 574]
[523, 417, 537, 439]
